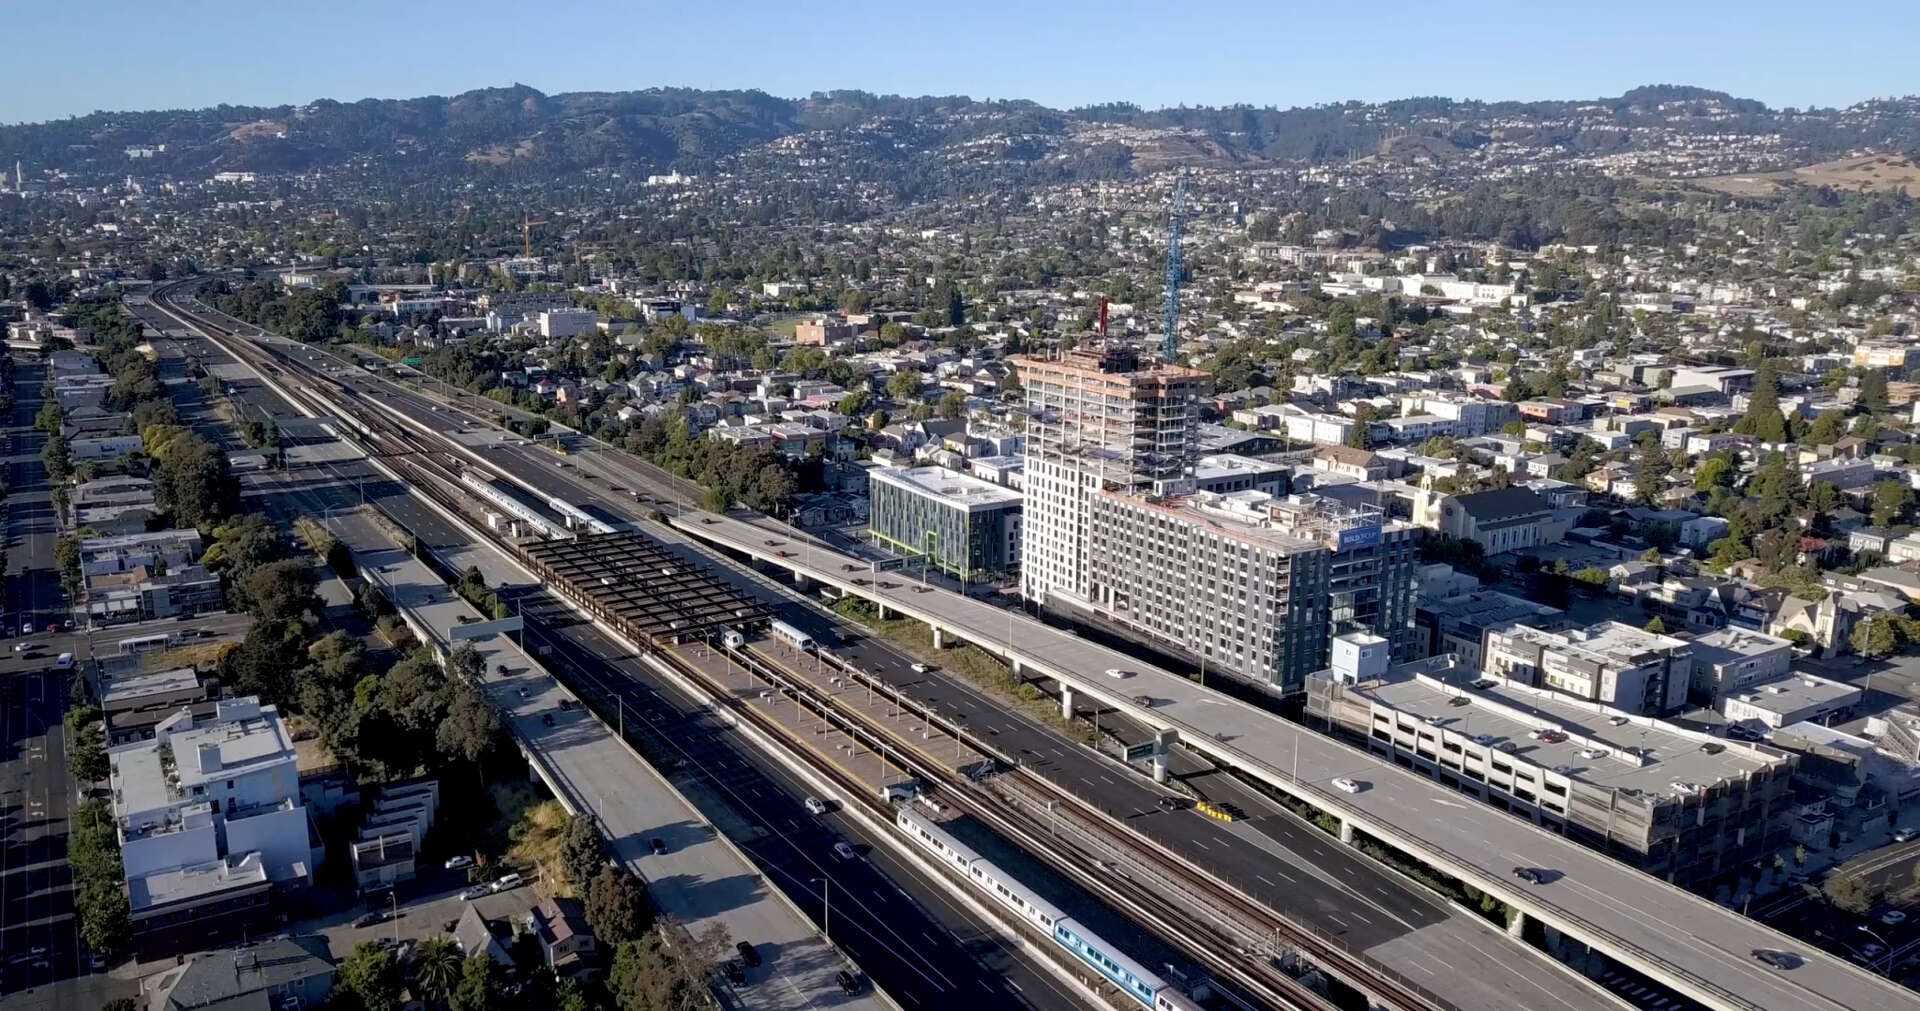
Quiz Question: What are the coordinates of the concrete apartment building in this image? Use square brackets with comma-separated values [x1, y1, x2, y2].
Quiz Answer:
[77, 528, 224, 628]
[1483, 620, 1694, 716]
[867, 465, 1023, 584]
[1687, 626, 1794, 704]
[109, 698, 315, 958]
[1306, 635, 1796, 892]
[1086, 488, 1419, 694]
[1015, 343, 1211, 610]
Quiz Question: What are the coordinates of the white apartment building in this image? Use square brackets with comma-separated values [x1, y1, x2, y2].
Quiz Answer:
[110, 698, 313, 955]
[537, 307, 601, 339]
[1015, 344, 1210, 610]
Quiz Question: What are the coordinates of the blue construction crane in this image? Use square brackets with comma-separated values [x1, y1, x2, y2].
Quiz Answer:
[1160, 174, 1188, 363]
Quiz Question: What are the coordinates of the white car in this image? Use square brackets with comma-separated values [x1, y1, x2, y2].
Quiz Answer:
[1894, 828, 1917, 843]
[1105, 668, 1133, 680]
[910, 662, 931, 674]
[444, 855, 474, 871]
[1882, 910, 1908, 926]
[1331, 777, 1363, 794]
[490, 872, 524, 892]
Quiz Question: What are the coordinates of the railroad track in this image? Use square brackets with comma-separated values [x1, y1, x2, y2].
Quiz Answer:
[147, 284, 1449, 1011]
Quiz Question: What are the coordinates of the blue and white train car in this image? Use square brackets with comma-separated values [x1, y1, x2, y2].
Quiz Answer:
[894, 808, 1201, 1011]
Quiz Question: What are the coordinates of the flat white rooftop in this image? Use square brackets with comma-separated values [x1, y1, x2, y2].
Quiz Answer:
[871, 465, 1023, 510]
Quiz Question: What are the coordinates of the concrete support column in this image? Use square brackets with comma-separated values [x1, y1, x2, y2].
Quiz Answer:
[932, 627, 946, 649]
[795, 574, 809, 591]
[1152, 753, 1168, 784]
[1061, 685, 1075, 721]
[1011, 658, 1024, 678]
[1339, 820, 1356, 845]
[1507, 909, 1527, 940]
[877, 604, 893, 621]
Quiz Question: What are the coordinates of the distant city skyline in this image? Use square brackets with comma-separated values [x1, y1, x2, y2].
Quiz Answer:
[5, 0, 1917, 125]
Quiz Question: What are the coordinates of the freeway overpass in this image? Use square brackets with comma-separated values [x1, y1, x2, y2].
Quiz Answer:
[672, 509, 1918, 1011]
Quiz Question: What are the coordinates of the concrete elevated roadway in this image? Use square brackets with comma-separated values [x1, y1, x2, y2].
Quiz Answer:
[672, 509, 1918, 1011]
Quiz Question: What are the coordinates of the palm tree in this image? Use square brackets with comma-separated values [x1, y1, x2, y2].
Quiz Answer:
[411, 936, 463, 1010]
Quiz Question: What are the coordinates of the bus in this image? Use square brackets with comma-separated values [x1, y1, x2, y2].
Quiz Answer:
[769, 620, 815, 653]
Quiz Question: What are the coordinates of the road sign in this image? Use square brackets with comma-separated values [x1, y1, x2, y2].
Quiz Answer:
[871, 556, 912, 573]
[1124, 741, 1158, 763]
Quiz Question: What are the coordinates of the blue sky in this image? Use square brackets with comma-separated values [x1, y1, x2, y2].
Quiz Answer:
[4, 1, 1914, 124]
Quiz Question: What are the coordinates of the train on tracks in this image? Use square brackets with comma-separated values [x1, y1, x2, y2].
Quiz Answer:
[894, 805, 1202, 1011]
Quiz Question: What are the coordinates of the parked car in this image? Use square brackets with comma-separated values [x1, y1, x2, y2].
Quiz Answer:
[444, 855, 474, 871]
[461, 886, 491, 901]
[352, 912, 384, 928]
[836, 970, 861, 994]
[490, 872, 524, 892]
[1894, 827, 1917, 843]
[1882, 910, 1908, 926]
[650, 838, 668, 856]
[724, 961, 746, 986]
[735, 941, 761, 968]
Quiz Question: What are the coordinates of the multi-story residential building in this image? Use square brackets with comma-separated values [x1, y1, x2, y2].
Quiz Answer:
[1852, 342, 1919, 371]
[109, 698, 315, 958]
[1403, 394, 1516, 437]
[1192, 453, 1291, 496]
[867, 465, 1023, 584]
[1306, 634, 1796, 893]
[1687, 627, 1794, 704]
[1086, 488, 1418, 693]
[536, 307, 600, 338]
[1483, 620, 1694, 715]
[1015, 343, 1211, 610]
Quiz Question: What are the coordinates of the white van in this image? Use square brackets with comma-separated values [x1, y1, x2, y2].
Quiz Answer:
[52, 653, 74, 671]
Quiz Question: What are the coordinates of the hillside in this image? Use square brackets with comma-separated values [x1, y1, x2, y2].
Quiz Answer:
[4, 83, 1918, 189]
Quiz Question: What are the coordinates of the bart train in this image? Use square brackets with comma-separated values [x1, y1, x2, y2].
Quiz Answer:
[894, 805, 1203, 1011]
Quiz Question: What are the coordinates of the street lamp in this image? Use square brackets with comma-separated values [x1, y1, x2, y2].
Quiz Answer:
[812, 877, 831, 940]
[1856, 924, 1895, 975]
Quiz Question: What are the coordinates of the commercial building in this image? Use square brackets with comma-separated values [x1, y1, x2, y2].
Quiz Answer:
[868, 465, 1023, 584]
[1015, 343, 1210, 609]
[1719, 674, 1861, 730]
[1086, 489, 1418, 693]
[76, 528, 226, 627]
[1483, 620, 1694, 716]
[1306, 634, 1796, 892]
[1414, 587, 1566, 670]
[109, 698, 315, 959]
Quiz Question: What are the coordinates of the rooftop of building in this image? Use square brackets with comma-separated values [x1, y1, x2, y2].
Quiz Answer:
[870, 464, 1023, 510]
[155, 936, 333, 1011]
[1338, 661, 1787, 799]
[1493, 620, 1690, 668]
[128, 852, 270, 914]
[1420, 588, 1566, 631]
[1689, 627, 1794, 667]
[1452, 485, 1551, 522]
[101, 667, 201, 709]
[1723, 673, 1861, 717]
[1193, 452, 1289, 479]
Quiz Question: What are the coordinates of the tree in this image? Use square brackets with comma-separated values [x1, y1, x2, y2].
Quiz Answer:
[242, 559, 319, 623]
[41, 434, 71, 482]
[451, 951, 508, 1011]
[1872, 479, 1913, 527]
[1861, 369, 1890, 414]
[1732, 363, 1788, 443]
[1693, 456, 1732, 493]
[152, 432, 233, 526]
[337, 941, 402, 1011]
[834, 390, 873, 416]
[1822, 872, 1875, 916]
[1346, 405, 1375, 450]
[1806, 409, 1848, 444]
[1806, 480, 1843, 516]
[411, 936, 463, 1010]
[586, 866, 653, 945]
[69, 723, 109, 783]
[560, 815, 607, 891]
[885, 371, 923, 401]
[1643, 616, 1666, 633]
[937, 390, 967, 420]
[1852, 612, 1900, 659]
[436, 681, 501, 786]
